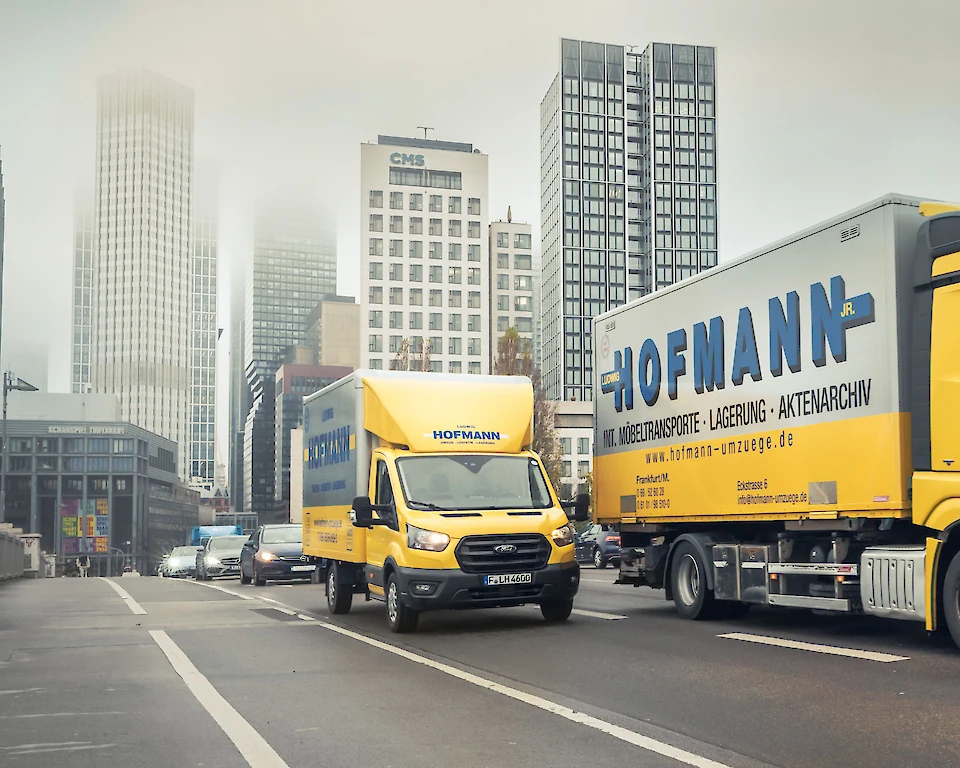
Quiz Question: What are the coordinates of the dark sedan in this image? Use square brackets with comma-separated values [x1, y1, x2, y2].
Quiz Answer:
[240, 524, 316, 586]
[574, 524, 621, 568]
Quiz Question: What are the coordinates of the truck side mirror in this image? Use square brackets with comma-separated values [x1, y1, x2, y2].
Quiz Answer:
[562, 493, 591, 523]
[350, 496, 392, 528]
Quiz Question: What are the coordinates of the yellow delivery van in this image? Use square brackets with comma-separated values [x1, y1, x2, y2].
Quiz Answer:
[301, 370, 588, 632]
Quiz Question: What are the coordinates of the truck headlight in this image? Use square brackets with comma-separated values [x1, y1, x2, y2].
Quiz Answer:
[205, 555, 220, 566]
[551, 524, 575, 547]
[407, 525, 450, 552]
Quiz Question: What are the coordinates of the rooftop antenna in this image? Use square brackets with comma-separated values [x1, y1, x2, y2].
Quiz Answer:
[417, 126, 434, 140]
[626, 44, 640, 53]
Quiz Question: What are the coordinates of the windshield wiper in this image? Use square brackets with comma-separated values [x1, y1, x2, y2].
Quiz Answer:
[405, 500, 449, 511]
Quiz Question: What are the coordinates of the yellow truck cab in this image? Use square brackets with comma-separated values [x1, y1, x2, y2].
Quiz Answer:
[301, 370, 588, 632]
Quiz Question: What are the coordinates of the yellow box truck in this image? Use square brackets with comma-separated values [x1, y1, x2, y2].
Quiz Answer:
[301, 370, 587, 632]
[593, 194, 960, 647]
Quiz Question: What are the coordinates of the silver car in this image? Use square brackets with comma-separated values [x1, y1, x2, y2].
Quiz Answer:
[195, 535, 247, 580]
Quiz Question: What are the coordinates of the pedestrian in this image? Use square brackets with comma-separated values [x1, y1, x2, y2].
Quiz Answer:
[78, 555, 91, 578]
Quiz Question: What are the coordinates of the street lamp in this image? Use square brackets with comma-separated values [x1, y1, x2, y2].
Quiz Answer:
[0, 371, 38, 524]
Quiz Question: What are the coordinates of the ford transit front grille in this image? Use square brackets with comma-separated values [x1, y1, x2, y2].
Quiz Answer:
[455, 534, 550, 574]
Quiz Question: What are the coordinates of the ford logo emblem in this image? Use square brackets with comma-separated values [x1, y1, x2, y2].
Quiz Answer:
[494, 544, 518, 554]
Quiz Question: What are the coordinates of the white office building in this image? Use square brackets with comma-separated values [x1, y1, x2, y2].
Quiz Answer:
[487, 211, 539, 369]
[555, 400, 593, 499]
[360, 136, 490, 374]
[71, 194, 95, 393]
[90, 69, 194, 479]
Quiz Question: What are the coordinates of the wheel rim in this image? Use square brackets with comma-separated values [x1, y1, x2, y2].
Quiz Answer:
[387, 582, 398, 624]
[327, 568, 336, 603]
[594, 548, 602, 567]
[676, 554, 701, 607]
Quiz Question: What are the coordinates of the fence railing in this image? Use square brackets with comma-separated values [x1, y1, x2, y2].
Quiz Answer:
[0, 529, 24, 582]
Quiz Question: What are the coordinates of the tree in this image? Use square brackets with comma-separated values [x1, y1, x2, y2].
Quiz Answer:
[493, 329, 562, 492]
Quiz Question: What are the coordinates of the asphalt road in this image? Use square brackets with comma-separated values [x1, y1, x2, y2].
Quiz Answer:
[2, 568, 959, 768]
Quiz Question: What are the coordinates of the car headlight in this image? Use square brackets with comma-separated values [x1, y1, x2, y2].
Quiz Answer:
[205, 555, 220, 566]
[551, 524, 575, 547]
[257, 551, 276, 562]
[407, 524, 450, 552]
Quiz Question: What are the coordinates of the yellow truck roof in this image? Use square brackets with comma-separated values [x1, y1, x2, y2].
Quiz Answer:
[361, 372, 534, 453]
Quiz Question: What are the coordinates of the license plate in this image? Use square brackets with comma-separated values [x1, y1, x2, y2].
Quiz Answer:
[291, 565, 314, 572]
[484, 573, 532, 586]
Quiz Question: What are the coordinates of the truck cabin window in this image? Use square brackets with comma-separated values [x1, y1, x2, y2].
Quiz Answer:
[396, 456, 552, 511]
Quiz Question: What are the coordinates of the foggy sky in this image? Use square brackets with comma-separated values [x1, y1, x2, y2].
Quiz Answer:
[2, 0, 959, 460]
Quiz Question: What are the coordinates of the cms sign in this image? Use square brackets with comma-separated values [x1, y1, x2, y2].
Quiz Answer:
[390, 152, 425, 166]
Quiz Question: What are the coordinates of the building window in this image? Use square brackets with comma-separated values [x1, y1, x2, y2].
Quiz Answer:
[429, 195, 442, 212]
[578, 437, 590, 455]
[409, 288, 423, 306]
[515, 296, 532, 312]
[428, 289, 443, 307]
[113, 457, 134, 472]
[449, 361, 462, 373]
[389, 216, 403, 234]
[468, 198, 481, 215]
[369, 214, 383, 232]
[578, 460, 590, 478]
[369, 286, 383, 304]
[468, 338, 482, 356]
[448, 220, 462, 238]
[390, 191, 403, 209]
[448, 196, 462, 214]
[497, 295, 510, 311]
[36, 438, 58, 454]
[429, 313, 443, 331]
[468, 221, 481, 238]
[496, 232, 509, 248]
[387, 239, 401, 258]
[409, 217, 423, 235]
[429, 242, 442, 260]
[389, 287, 403, 305]
[369, 238, 383, 256]
[10, 438, 32, 454]
[369, 358, 383, 370]
[449, 314, 462, 332]
[514, 274, 533, 291]
[369, 262, 383, 280]
[449, 290, 462, 307]
[410, 264, 423, 282]
[448, 266, 462, 284]
[369, 334, 383, 352]
[369, 190, 383, 208]
[514, 253, 532, 270]
[467, 268, 481, 285]
[467, 245, 481, 262]
[515, 233, 532, 249]
[516, 317, 533, 333]
[369, 310, 383, 328]
[429, 218, 443, 236]
[9, 456, 31, 472]
[497, 315, 510, 332]
[449, 243, 462, 261]
[496, 252, 509, 268]
[561, 460, 572, 478]
[468, 314, 481, 332]
[497, 274, 510, 290]
[63, 438, 85, 453]
[561, 438, 572, 455]
[468, 291, 481, 309]
[409, 241, 423, 259]
[429, 267, 442, 284]
[88, 457, 109, 471]
[112, 439, 134, 454]
[409, 312, 423, 330]
[389, 335, 403, 353]
[388, 263, 403, 281]
[449, 337, 462, 355]
[468, 362, 481, 375]
[389, 311, 403, 329]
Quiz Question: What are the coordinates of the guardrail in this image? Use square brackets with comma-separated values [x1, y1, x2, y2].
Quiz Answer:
[0, 528, 24, 582]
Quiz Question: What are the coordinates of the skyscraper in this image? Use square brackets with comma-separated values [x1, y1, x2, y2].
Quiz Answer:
[90, 69, 195, 477]
[242, 210, 336, 517]
[228, 259, 247, 511]
[360, 136, 490, 374]
[487, 211, 538, 368]
[188, 172, 218, 490]
[71, 195, 95, 393]
[540, 39, 718, 402]
[0, 149, 5, 365]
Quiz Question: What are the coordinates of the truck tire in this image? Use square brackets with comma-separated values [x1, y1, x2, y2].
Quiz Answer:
[670, 540, 718, 620]
[540, 599, 574, 622]
[326, 562, 353, 615]
[386, 573, 418, 633]
[942, 551, 960, 649]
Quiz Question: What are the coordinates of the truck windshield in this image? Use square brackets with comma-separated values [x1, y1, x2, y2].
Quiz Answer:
[395, 455, 553, 511]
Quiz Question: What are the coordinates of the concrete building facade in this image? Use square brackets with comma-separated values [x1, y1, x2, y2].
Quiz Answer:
[304, 294, 360, 369]
[554, 400, 593, 500]
[360, 136, 490, 374]
[487, 212, 538, 369]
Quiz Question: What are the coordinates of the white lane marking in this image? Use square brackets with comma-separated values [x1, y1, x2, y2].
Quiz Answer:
[150, 630, 289, 768]
[183, 579, 254, 599]
[7, 743, 116, 755]
[718, 632, 909, 662]
[297, 614, 317, 622]
[271, 606, 297, 616]
[571, 608, 628, 620]
[101, 578, 147, 615]
[0, 688, 45, 695]
[3, 742, 88, 749]
[315, 622, 732, 768]
[0, 712, 125, 719]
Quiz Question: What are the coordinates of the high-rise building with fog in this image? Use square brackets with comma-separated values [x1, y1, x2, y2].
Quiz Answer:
[89, 69, 195, 478]
[540, 39, 718, 402]
[242, 210, 336, 519]
[188, 172, 218, 490]
[71, 195, 95, 393]
[360, 136, 490, 374]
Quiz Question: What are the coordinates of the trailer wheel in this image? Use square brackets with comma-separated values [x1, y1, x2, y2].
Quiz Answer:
[942, 551, 960, 649]
[326, 562, 353, 615]
[670, 541, 718, 620]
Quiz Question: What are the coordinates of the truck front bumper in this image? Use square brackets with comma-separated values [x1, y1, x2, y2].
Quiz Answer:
[394, 560, 580, 612]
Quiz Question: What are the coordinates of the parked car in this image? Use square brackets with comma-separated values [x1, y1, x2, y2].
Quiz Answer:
[161, 546, 201, 578]
[574, 524, 621, 568]
[240, 524, 317, 586]
[195, 534, 247, 580]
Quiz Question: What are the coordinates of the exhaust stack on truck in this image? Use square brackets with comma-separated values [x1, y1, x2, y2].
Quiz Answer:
[302, 370, 587, 632]
[593, 194, 960, 647]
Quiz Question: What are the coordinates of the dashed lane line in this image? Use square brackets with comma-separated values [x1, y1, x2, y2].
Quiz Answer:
[718, 632, 910, 662]
[101, 578, 147, 615]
